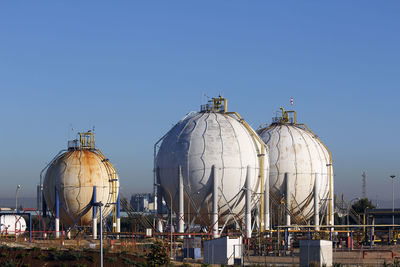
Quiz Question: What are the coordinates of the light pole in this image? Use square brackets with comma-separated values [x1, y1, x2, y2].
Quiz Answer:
[391, 175, 396, 226]
[93, 201, 103, 267]
[15, 185, 21, 212]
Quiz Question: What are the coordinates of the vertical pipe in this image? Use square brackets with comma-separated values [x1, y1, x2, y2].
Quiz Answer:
[314, 173, 320, 231]
[265, 170, 270, 231]
[285, 173, 291, 226]
[245, 166, 252, 238]
[156, 167, 164, 233]
[92, 186, 97, 240]
[116, 191, 121, 236]
[55, 186, 60, 238]
[212, 165, 219, 238]
[178, 165, 184, 234]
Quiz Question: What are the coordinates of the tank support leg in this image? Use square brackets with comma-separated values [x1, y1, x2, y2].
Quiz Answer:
[245, 166, 252, 238]
[314, 173, 320, 231]
[92, 186, 97, 240]
[265, 169, 270, 231]
[116, 191, 121, 239]
[178, 165, 184, 234]
[55, 186, 60, 238]
[42, 192, 47, 218]
[285, 173, 291, 226]
[212, 165, 219, 238]
[156, 167, 164, 233]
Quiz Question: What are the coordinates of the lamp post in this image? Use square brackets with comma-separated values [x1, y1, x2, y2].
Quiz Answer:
[93, 201, 103, 267]
[15, 185, 21, 212]
[391, 175, 396, 226]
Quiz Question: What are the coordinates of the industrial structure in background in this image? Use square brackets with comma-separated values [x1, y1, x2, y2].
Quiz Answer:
[362, 171, 367, 199]
[130, 193, 154, 212]
[257, 107, 334, 227]
[154, 96, 269, 238]
[39, 131, 121, 238]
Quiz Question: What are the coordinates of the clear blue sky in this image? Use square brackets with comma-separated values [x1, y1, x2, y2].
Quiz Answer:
[0, 1, 399, 203]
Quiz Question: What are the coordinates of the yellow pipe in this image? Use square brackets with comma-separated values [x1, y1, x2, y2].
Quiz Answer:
[226, 112, 266, 232]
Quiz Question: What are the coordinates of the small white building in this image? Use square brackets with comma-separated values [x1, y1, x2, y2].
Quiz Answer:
[300, 240, 332, 267]
[204, 236, 242, 265]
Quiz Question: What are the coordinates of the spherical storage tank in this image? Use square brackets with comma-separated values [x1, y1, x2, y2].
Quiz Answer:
[257, 108, 333, 224]
[156, 97, 268, 225]
[43, 131, 119, 226]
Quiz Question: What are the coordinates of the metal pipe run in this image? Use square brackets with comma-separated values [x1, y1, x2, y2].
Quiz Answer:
[212, 165, 219, 238]
[245, 166, 252, 238]
[314, 173, 320, 231]
[178, 165, 184, 234]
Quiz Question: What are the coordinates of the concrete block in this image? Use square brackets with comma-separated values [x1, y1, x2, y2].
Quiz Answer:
[204, 236, 242, 265]
[300, 239, 332, 267]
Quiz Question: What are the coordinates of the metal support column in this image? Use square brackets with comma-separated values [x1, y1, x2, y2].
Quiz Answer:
[92, 186, 97, 239]
[42, 192, 47, 218]
[178, 165, 184, 234]
[265, 169, 270, 231]
[212, 165, 219, 238]
[55, 186, 60, 238]
[156, 167, 164, 233]
[245, 166, 252, 238]
[285, 173, 291, 226]
[116, 191, 121, 237]
[314, 173, 320, 231]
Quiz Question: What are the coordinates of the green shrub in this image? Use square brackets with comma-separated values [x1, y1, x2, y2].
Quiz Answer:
[146, 240, 170, 266]
[107, 257, 118, 263]
[3, 259, 16, 267]
[36, 253, 46, 260]
[16, 252, 30, 259]
[122, 257, 136, 265]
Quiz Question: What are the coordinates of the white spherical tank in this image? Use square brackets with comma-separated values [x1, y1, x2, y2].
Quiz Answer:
[156, 99, 268, 225]
[257, 109, 333, 223]
[0, 215, 27, 236]
[43, 132, 119, 226]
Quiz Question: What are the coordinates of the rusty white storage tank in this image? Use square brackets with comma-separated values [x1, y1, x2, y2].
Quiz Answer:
[257, 108, 333, 226]
[155, 96, 269, 236]
[43, 131, 119, 227]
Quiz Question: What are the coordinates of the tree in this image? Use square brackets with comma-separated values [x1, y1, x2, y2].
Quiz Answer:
[146, 240, 170, 266]
[352, 198, 376, 214]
